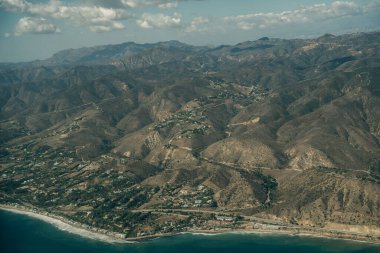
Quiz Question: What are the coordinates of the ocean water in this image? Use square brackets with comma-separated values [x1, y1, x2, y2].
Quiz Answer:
[1, 210, 379, 253]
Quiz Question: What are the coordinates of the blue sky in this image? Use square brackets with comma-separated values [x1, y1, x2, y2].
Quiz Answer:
[0, 0, 380, 62]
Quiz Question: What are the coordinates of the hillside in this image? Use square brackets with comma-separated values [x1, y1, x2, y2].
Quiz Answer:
[1, 31, 380, 239]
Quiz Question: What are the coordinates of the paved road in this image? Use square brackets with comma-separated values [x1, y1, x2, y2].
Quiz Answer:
[131, 208, 287, 226]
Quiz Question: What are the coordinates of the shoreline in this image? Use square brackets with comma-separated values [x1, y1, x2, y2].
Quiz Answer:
[184, 229, 380, 246]
[0, 205, 129, 244]
[1, 204, 379, 245]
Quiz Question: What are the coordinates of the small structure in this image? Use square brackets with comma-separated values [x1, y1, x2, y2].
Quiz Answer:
[215, 216, 235, 222]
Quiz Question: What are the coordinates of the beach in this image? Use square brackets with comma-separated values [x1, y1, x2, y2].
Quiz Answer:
[1, 204, 379, 245]
[186, 226, 380, 245]
[0, 205, 128, 243]
[2, 209, 380, 253]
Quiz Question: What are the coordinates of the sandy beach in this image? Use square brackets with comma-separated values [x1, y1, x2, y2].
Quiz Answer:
[1, 204, 379, 245]
[0, 205, 129, 244]
[185, 227, 380, 245]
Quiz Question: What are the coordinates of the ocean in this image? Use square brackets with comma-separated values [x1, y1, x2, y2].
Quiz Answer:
[0, 210, 379, 253]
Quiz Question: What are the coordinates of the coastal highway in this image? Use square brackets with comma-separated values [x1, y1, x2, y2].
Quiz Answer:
[131, 208, 289, 226]
[130, 208, 380, 240]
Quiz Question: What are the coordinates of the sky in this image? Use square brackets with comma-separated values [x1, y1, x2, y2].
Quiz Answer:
[0, 0, 380, 62]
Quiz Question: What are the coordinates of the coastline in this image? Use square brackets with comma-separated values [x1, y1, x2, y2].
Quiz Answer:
[185, 228, 380, 246]
[1, 204, 379, 245]
[0, 205, 129, 244]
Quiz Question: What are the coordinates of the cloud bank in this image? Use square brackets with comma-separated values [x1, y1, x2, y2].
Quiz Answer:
[1, 0, 379, 36]
[137, 12, 182, 28]
[0, 0, 203, 34]
[15, 16, 60, 35]
[0, 0, 129, 32]
[186, 16, 209, 32]
[224, 1, 371, 30]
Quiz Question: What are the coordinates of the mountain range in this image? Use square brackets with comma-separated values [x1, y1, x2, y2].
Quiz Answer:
[1, 31, 380, 237]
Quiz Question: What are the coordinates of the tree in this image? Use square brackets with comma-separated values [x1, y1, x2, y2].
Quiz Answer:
[369, 160, 380, 175]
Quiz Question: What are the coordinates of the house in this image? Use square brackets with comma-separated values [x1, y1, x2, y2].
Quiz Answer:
[215, 216, 235, 222]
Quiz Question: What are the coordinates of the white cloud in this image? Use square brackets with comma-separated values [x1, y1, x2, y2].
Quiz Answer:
[137, 12, 182, 28]
[0, 0, 208, 33]
[123, 0, 184, 8]
[90, 0, 183, 8]
[158, 1, 178, 9]
[89, 22, 125, 32]
[14, 16, 60, 35]
[224, 1, 367, 30]
[45, 6, 128, 30]
[0, 0, 129, 32]
[365, 0, 380, 10]
[0, 0, 28, 12]
[185, 16, 208, 32]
